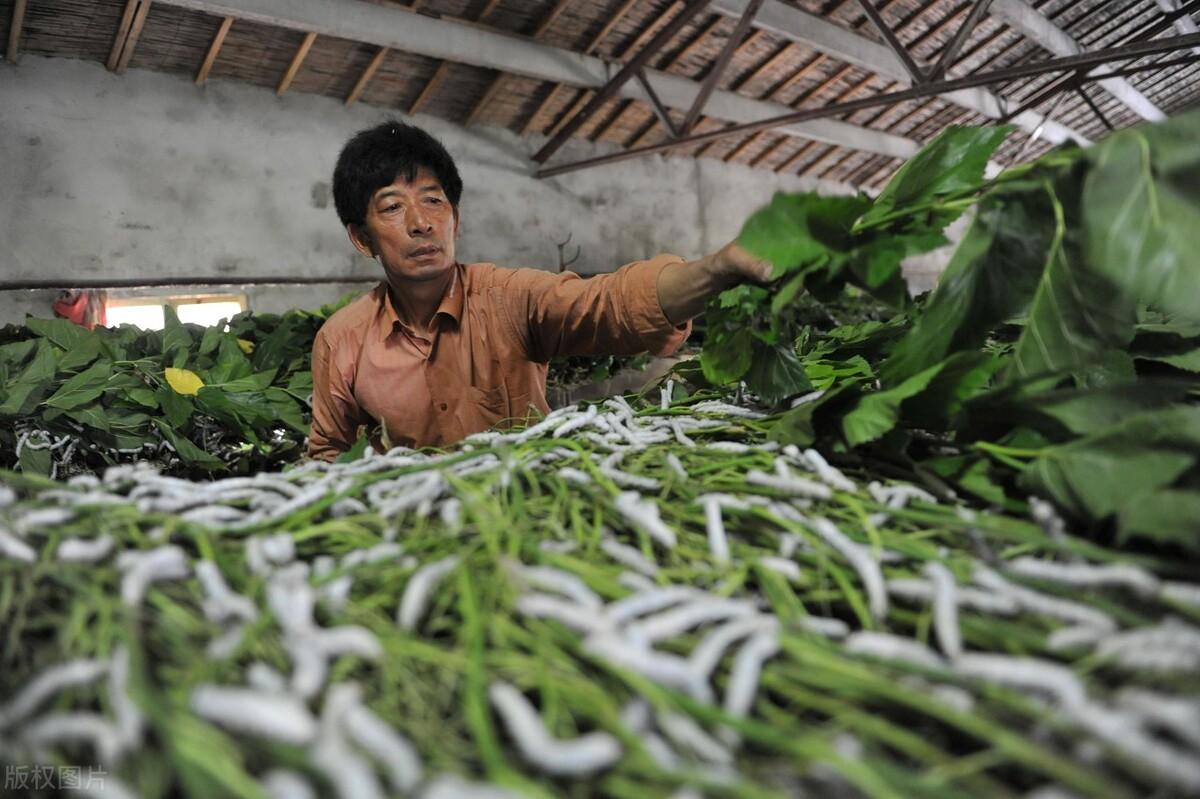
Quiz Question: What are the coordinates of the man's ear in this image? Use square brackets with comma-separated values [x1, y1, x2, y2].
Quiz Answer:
[452, 206, 460, 238]
[346, 223, 376, 258]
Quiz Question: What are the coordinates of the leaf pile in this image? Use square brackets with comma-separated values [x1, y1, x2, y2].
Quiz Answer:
[701, 110, 1200, 552]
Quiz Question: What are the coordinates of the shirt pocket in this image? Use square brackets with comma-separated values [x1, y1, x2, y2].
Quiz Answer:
[467, 382, 509, 428]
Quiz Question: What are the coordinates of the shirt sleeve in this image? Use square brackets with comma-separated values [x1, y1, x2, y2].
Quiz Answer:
[306, 328, 366, 462]
[496, 254, 692, 362]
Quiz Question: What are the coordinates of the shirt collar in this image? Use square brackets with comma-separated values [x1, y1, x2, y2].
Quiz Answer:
[379, 263, 464, 340]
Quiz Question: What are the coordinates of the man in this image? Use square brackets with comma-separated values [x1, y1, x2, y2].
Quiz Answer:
[307, 121, 771, 460]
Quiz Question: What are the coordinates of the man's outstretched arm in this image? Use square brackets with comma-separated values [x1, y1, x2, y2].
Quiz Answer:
[656, 242, 774, 325]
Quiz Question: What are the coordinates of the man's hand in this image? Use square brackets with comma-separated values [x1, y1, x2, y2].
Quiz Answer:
[657, 241, 777, 325]
[713, 241, 774, 285]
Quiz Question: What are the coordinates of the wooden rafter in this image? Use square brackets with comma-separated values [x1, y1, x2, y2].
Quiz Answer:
[345, 46, 389, 107]
[584, 0, 641, 54]
[663, 15, 724, 72]
[627, 117, 660, 148]
[722, 129, 766, 162]
[800, 144, 842, 177]
[748, 135, 787, 167]
[618, 1, 685, 60]
[7, 0, 28, 65]
[195, 16, 234, 85]
[733, 42, 797, 92]
[590, 99, 638, 141]
[769, 54, 827, 99]
[546, 89, 594, 138]
[465, 0, 574, 128]
[407, 0, 502, 120]
[774, 140, 820, 173]
[277, 32, 317, 96]
[107, 0, 151, 74]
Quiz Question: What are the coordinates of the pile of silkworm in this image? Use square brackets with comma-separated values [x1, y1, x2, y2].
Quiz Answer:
[1, 394, 1198, 798]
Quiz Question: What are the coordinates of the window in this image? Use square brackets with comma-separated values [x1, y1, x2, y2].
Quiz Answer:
[105, 293, 247, 331]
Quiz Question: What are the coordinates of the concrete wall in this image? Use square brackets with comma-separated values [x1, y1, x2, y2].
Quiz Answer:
[0, 55, 865, 325]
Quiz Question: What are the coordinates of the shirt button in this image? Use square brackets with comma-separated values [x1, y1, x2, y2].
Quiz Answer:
[439, 403, 448, 411]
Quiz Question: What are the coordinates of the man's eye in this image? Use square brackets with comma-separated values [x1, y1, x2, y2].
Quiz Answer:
[384, 203, 401, 212]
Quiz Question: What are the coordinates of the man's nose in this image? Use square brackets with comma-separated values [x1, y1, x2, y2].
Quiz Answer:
[408, 208, 433, 235]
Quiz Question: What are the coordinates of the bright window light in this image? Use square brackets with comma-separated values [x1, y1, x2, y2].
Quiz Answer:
[176, 301, 244, 328]
[106, 303, 166, 330]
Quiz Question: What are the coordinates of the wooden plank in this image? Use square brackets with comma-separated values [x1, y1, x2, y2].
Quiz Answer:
[733, 41, 796, 93]
[195, 16, 234, 85]
[722, 129, 765, 162]
[799, 144, 843, 177]
[409, 60, 450, 115]
[774, 139, 819, 172]
[465, 73, 508, 126]
[345, 46, 389, 107]
[277, 31, 317, 96]
[7, 0, 28, 65]
[748, 134, 787, 167]
[521, 83, 563, 135]
[584, 0, 640, 54]
[546, 89, 593, 138]
[534, 0, 573, 38]
[110, 0, 150, 75]
[663, 15, 724, 71]
[590, 98, 636, 142]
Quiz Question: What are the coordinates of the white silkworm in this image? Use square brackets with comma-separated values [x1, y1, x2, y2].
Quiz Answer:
[643, 732, 681, 769]
[600, 467, 661, 491]
[191, 684, 318, 744]
[599, 538, 658, 576]
[746, 470, 832, 500]
[311, 625, 384, 660]
[706, 441, 752, 453]
[973, 567, 1114, 632]
[665, 452, 688, 481]
[310, 725, 385, 799]
[845, 632, 945, 670]
[955, 653, 1086, 707]
[690, 616, 778, 682]
[1006, 557, 1160, 597]
[809, 517, 887, 621]
[690, 400, 768, 419]
[1028, 497, 1067, 539]
[343, 702, 424, 792]
[342, 542, 403, 568]
[924, 562, 962, 659]
[288, 640, 328, 699]
[1106, 647, 1200, 673]
[245, 536, 271, 576]
[758, 557, 801, 581]
[628, 598, 757, 643]
[614, 492, 676, 548]
[778, 532, 804, 558]
[719, 630, 780, 747]
[554, 406, 598, 438]
[1161, 581, 1200, 608]
[1096, 618, 1200, 660]
[605, 586, 696, 624]
[657, 710, 733, 765]
[320, 575, 354, 613]
[700, 495, 730, 564]
[512, 563, 602, 609]
[802, 449, 856, 492]
[1067, 701, 1200, 793]
[513, 413, 567, 444]
[0, 529, 37, 563]
[1115, 688, 1200, 749]
[670, 422, 696, 447]
[261, 770, 316, 799]
[267, 565, 316, 635]
[488, 681, 622, 776]
[21, 712, 123, 765]
[1046, 625, 1107, 651]
[420, 774, 523, 799]
[118, 545, 189, 606]
[56, 534, 115, 563]
[620, 698, 652, 733]
[790, 390, 825, 408]
[618, 571, 658, 592]
[439, 497, 462, 528]
[539, 540, 578, 554]
[15, 507, 76, 531]
[196, 560, 257, 623]
[887, 577, 1020, 615]
[516, 592, 610, 633]
[798, 616, 850, 638]
[108, 646, 143, 749]
[584, 634, 710, 701]
[557, 465, 593, 485]
[0, 658, 108, 730]
[398, 556, 460, 631]
[180, 505, 248, 525]
[247, 662, 287, 693]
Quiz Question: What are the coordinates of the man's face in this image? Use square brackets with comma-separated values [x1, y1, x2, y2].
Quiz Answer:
[350, 166, 458, 284]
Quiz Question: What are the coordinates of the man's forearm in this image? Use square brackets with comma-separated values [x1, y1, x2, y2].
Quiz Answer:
[656, 253, 739, 325]
[656, 243, 774, 325]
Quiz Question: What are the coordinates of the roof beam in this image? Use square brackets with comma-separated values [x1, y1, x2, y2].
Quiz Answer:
[277, 31, 316, 96]
[710, 0, 1089, 146]
[151, 0, 918, 160]
[989, 0, 1166, 121]
[7, 0, 28, 64]
[345, 46, 389, 107]
[108, 0, 151, 74]
[1156, 0, 1200, 56]
[196, 16, 234, 85]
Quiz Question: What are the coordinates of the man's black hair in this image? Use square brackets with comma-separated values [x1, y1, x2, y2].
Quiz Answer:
[332, 120, 463, 228]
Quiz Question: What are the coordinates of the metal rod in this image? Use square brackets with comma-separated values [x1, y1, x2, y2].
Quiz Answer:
[531, 0, 709, 164]
[854, 0, 926, 83]
[928, 0, 994, 82]
[536, 32, 1200, 178]
[635, 68, 680, 139]
[1075, 85, 1115, 131]
[679, 0, 765, 134]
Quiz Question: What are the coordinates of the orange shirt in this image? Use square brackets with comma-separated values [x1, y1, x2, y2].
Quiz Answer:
[307, 255, 691, 459]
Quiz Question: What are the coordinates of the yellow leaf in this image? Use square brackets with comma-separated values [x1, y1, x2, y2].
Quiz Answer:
[236, 338, 255, 354]
[165, 367, 204, 396]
